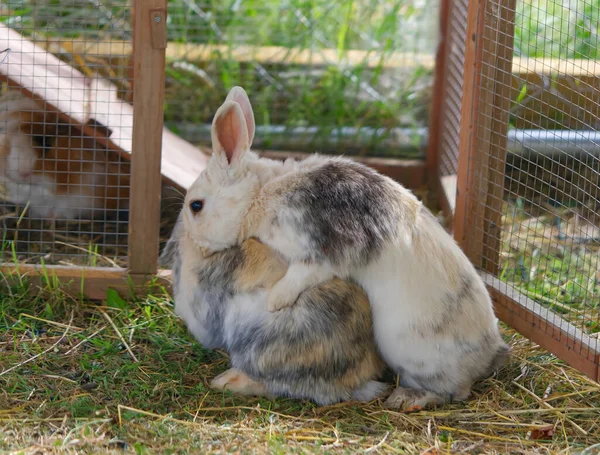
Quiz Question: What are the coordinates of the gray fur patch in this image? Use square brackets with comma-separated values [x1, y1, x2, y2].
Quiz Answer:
[196, 247, 243, 294]
[192, 287, 226, 349]
[284, 160, 401, 266]
[426, 274, 475, 334]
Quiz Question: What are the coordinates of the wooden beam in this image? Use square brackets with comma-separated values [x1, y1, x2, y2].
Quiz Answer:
[454, 0, 516, 273]
[484, 274, 600, 382]
[480, 0, 516, 274]
[128, 0, 168, 275]
[454, 0, 487, 257]
[257, 150, 426, 190]
[37, 39, 600, 76]
[0, 264, 170, 300]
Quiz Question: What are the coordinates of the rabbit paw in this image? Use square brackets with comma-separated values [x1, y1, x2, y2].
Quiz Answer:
[265, 261, 335, 312]
[210, 368, 271, 398]
[383, 386, 446, 412]
[266, 279, 300, 312]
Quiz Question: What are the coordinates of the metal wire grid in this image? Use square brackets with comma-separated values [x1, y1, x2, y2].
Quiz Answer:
[438, 0, 468, 177]
[162, 0, 439, 157]
[0, 0, 133, 267]
[464, 0, 600, 361]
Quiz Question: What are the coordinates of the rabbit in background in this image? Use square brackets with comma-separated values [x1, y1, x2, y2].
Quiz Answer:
[160, 215, 388, 405]
[0, 92, 129, 220]
[179, 86, 509, 410]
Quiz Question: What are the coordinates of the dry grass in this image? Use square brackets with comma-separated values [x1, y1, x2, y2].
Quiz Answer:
[1, 280, 600, 455]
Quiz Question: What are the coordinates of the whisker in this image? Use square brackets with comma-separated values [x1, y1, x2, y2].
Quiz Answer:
[165, 185, 185, 199]
[162, 203, 184, 211]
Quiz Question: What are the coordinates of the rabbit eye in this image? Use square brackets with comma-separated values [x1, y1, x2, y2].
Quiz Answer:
[190, 200, 204, 214]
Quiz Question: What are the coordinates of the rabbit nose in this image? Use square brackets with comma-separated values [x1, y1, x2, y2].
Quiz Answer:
[19, 170, 32, 178]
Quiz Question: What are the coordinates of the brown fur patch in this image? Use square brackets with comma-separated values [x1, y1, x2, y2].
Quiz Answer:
[241, 174, 304, 239]
[234, 238, 288, 292]
[253, 277, 384, 390]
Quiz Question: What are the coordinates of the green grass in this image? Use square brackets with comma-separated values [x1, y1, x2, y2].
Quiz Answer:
[498, 198, 600, 335]
[2, 278, 600, 454]
[515, 0, 600, 59]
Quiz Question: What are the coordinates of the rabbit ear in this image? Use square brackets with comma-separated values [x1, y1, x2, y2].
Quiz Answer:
[211, 100, 250, 166]
[225, 86, 255, 147]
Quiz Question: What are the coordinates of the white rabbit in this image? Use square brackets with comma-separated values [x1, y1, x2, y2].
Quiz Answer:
[183, 86, 509, 410]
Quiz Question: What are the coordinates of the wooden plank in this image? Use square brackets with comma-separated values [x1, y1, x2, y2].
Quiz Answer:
[257, 150, 426, 190]
[40, 40, 435, 70]
[128, 0, 167, 275]
[454, 0, 516, 272]
[0, 264, 170, 300]
[36, 39, 600, 76]
[0, 23, 209, 193]
[484, 274, 600, 382]
[453, 0, 487, 255]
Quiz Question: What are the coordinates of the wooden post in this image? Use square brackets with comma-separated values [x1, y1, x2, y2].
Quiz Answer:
[128, 0, 167, 276]
[481, 1, 516, 274]
[454, 0, 486, 261]
[454, 0, 516, 273]
[127, 0, 136, 103]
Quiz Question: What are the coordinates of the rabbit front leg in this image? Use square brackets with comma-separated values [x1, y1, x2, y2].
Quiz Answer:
[244, 200, 337, 312]
[266, 261, 335, 312]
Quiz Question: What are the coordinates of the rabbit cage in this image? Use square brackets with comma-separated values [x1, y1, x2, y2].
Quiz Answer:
[1, 0, 600, 383]
[431, 0, 600, 382]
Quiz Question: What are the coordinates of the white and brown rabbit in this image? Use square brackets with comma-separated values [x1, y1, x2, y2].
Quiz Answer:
[0, 93, 129, 220]
[180, 86, 509, 410]
[161, 214, 387, 405]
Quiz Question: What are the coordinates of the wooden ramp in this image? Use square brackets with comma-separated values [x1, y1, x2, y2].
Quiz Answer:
[0, 23, 209, 191]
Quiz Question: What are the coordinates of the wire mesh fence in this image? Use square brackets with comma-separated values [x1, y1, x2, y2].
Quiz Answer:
[0, 0, 133, 267]
[447, 0, 600, 379]
[437, 0, 467, 178]
[163, 0, 438, 158]
[1, 0, 443, 267]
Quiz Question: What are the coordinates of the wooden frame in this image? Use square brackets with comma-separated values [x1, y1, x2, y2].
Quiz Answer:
[433, 0, 600, 382]
[454, 0, 516, 272]
[128, 1, 167, 276]
[485, 275, 600, 382]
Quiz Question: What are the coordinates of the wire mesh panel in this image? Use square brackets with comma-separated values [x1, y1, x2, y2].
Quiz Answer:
[0, 0, 133, 268]
[438, 0, 468, 178]
[162, 0, 439, 158]
[455, 0, 600, 380]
